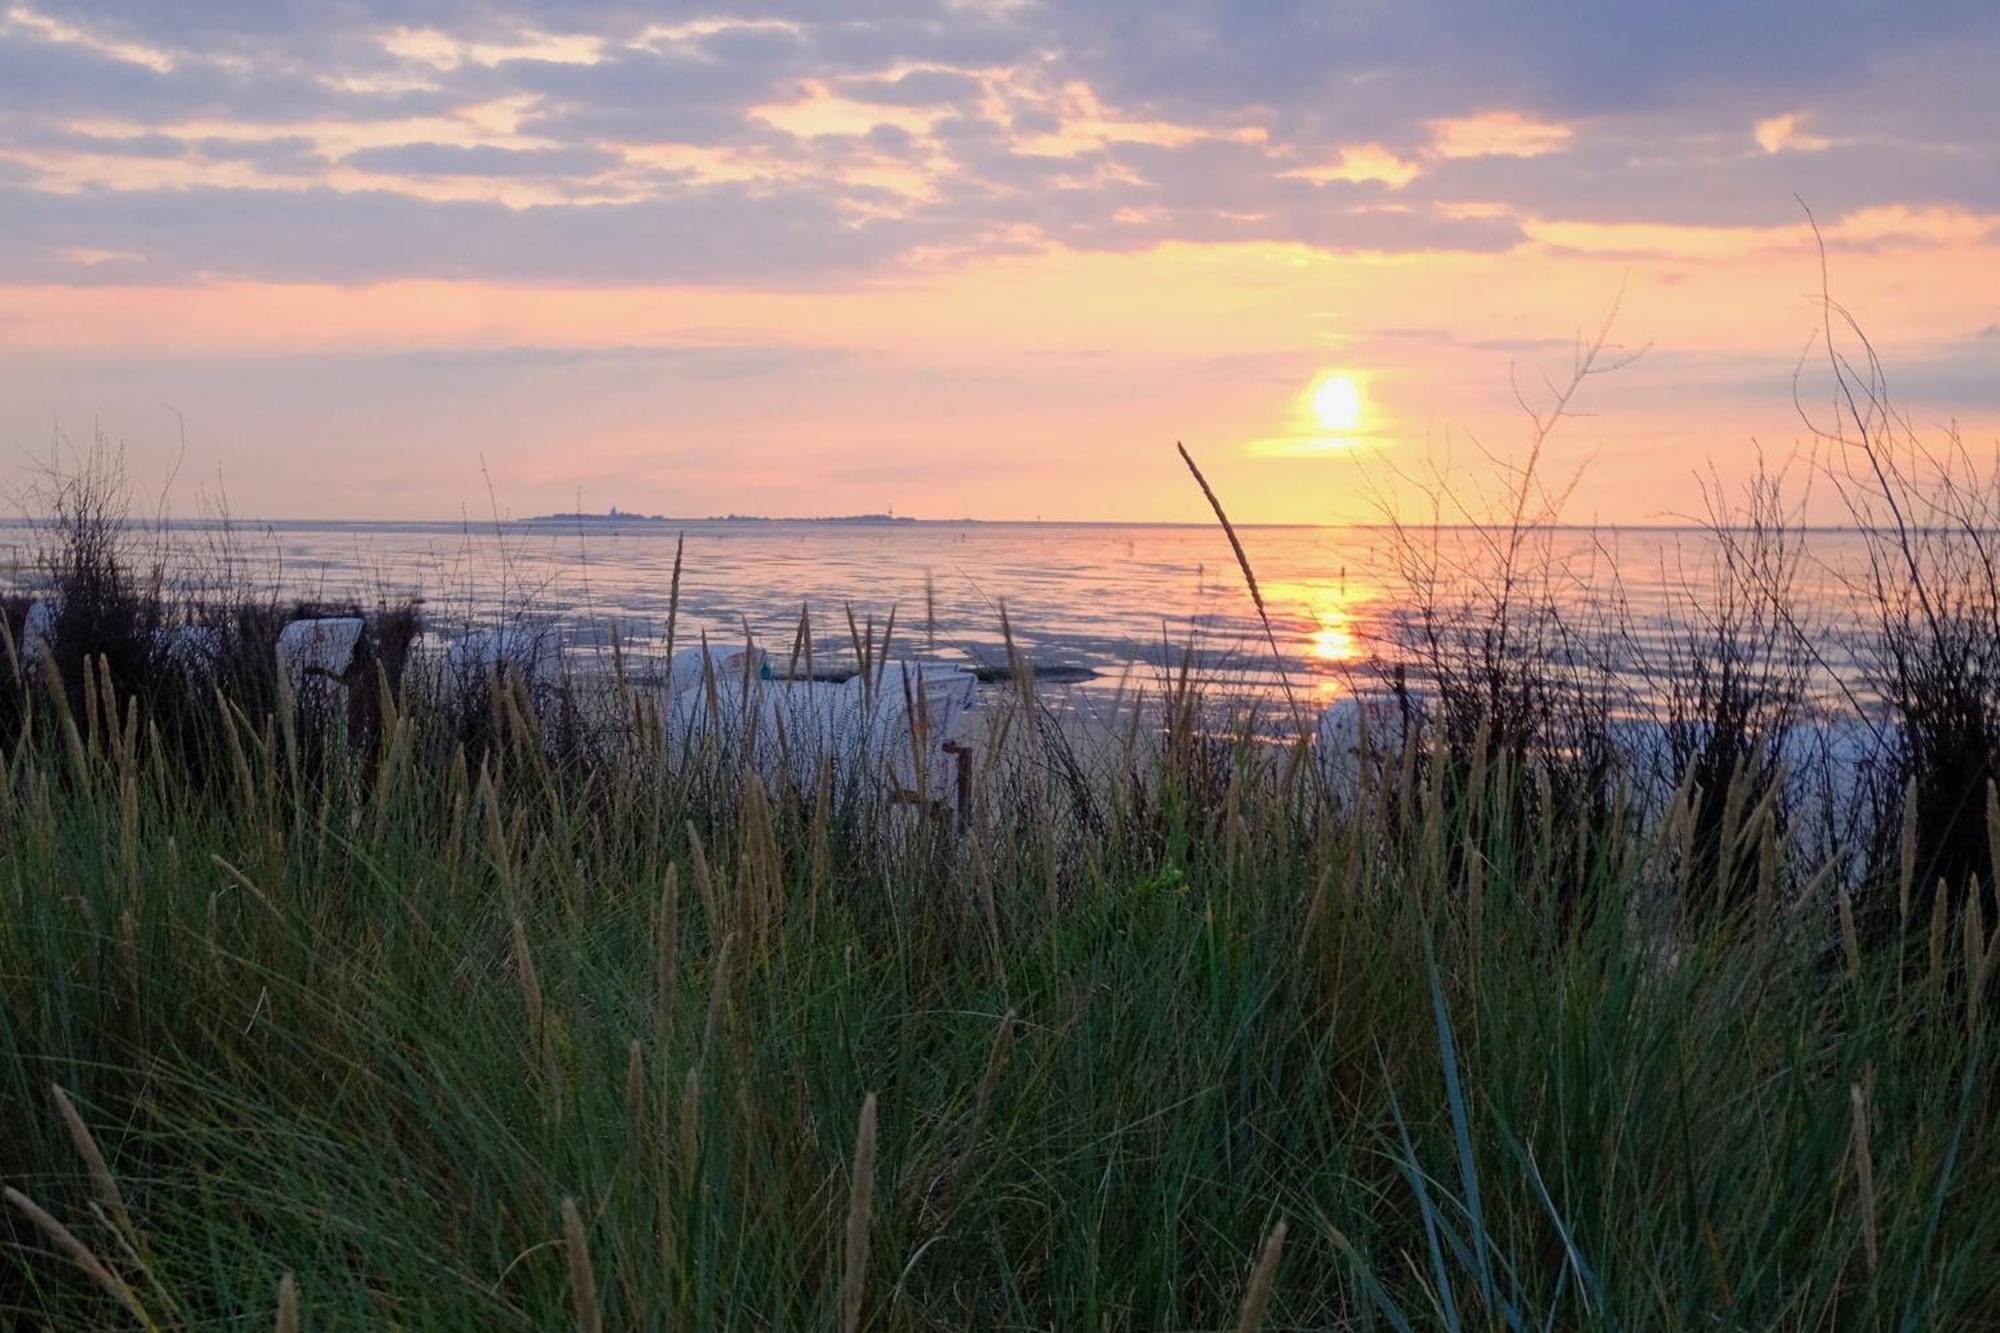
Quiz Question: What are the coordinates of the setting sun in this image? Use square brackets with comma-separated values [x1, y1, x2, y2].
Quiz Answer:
[1311, 374, 1365, 433]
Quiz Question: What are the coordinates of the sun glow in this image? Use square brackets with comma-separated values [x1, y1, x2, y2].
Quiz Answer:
[1265, 577, 1376, 671]
[1311, 373, 1364, 432]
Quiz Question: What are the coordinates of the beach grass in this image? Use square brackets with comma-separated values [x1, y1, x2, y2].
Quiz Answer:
[4, 381, 1999, 1327]
[0, 648, 1993, 1330]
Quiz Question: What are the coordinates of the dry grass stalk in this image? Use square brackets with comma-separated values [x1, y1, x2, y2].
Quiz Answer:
[1234, 1218, 1288, 1333]
[841, 1091, 878, 1333]
[1848, 1084, 1878, 1274]
[561, 1196, 602, 1333]
[49, 1085, 137, 1250]
[809, 757, 832, 899]
[663, 532, 684, 663]
[687, 824, 720, 938]
[1928, 880, 1949, 979]
[511, 913, 544, 1038]
[1176, 442, 1314, 757]
[210, 854, 282, 923]
[481, 771, 514, 902]
[1898, 780, 1918, 925]
[275, 1272, 299, 1333]
[738, 768, 781, 949]
[43, 643, 89, 779]
[654, 864, 680, 1041]
[699, 932, 734, 1067]
[4, 1186, 153, 1328]
[625, 1039, 645, 1140]
[1838, 888, 1863, 988]
[677, 1066, 702, 1187]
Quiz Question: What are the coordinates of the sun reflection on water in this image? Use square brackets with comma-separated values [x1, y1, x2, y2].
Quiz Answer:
[1263, 575, 1377, 687]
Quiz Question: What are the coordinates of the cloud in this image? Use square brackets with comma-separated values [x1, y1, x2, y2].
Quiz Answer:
[344, 140, 622, 177]
[1426, 111, 1573, 160]
[838, 68, 986, 107]
[0, 0, 1991, 287]
[1282, 144, 1423, 189]
[1754, 112, 1833, 154]
[0, 180, 954, 285]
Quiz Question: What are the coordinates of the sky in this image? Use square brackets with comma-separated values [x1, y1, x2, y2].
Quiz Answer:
[0, 1, 1995, 524]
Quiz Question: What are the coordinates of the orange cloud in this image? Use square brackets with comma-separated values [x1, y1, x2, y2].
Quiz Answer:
[1283, 143, 1423, 188]
[1754, 112, 1834, 154]
[1427, 111, 1574, 159]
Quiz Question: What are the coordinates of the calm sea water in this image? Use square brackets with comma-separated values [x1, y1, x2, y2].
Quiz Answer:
[0, 518, 1883, 710]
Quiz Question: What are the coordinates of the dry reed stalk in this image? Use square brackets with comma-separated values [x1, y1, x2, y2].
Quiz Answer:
[1789, 851, 1843, 916]
[444, 786, 467, 886]
[699, 932, 734, 1068]
[50, 1085, 136, 1250]
[1898, 779, 1918, 925]
[925, 568, 936, 651]
[841, 1092, 878, 1333]
[663, 532, 684, 663]
[561, 1196, 602, 1333]
[511, 913, 545, 1038]
[874, 605, 897, 698]
[4, 1187, 153, 1328]
[1234, 1219, 1288, 1333]
[116, 908, 139, 1000]
[210, 854, 282, 923]
[482, 772, 515, 902]
[0, 609, 18, 684]
[120, 694, 140, 785]
[1987, 782, 2000, 917]
[275, 1273, 299, 1333]
[687, 824, 720, 939]
[738, 770, 781, 951]
[118, 770, 139, 900]
[844, 604, 870, 702]
[625, 1039, 646, 1141]
[82, 652, 100, 757]
[997, 602, 1032, 718]
[677, 1066, 702, 1187]
[43, 644, 88, 780]
[809, 757, 832, 905]
[785, 600, 808, 677]
[971, 1011, 1015, 1137]
[93, 656, 116, 769]
[1848, 1084, 1878, 1274]
[1176, 443, 1315, 759]
[655, 865, 681, 1041]
[1929, 881, 1949, 980]
[1838, 888, 1863, 988]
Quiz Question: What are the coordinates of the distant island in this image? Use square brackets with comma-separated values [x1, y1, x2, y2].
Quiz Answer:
[521, 507, 924, 525]
[523, 506, 670, 523]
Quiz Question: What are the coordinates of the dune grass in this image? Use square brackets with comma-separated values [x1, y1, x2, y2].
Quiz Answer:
[0, 654, 1993, 1330]
[4, 368, 1999, 1326]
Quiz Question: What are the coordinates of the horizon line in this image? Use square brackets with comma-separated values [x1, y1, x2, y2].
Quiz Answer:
[0, 514, 1964, 535]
